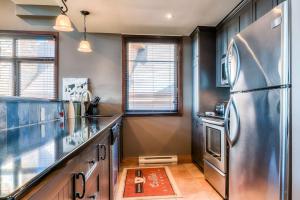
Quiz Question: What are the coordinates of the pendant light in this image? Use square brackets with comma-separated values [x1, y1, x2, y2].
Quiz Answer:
[78, 10, 92, 53]
[53, 0, 74, 32]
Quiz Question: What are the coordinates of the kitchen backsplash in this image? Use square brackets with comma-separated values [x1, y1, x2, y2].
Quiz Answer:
[0, 99, 81, 131]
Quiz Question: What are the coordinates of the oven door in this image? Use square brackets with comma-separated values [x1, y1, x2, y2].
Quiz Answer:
[203, 123, 227, 173]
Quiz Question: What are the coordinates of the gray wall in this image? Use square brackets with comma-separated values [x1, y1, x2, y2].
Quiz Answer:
[291, 0, 300, 199]
[0, 0, 192, 159]
[123, 38, 192, 158]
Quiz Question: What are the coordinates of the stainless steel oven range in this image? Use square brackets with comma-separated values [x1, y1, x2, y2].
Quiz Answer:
[202, 117, 227, 199]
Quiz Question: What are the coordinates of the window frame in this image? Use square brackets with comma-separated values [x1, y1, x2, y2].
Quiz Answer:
[0, 30, 59, 99]
[122, 35, 183, 116]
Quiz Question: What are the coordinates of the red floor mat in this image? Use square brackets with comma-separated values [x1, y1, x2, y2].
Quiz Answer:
[123, 167, 176, 198]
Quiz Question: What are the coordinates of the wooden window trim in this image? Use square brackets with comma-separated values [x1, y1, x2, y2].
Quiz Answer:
[122, 35, 183, 117]
[0, 30, 59, 99]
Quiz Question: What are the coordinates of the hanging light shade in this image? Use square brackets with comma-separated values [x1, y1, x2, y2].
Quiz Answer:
[78, 40, 92, 53]
[78, 11, 92, 53]
[53, 0, 74, 32]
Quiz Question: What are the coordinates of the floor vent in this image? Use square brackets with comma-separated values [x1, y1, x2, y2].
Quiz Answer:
[139, 155, 178, 165]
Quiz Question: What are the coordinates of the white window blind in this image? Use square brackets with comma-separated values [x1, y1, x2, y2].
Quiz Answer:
[0, 38, 13, 57]
[0, 33, 57, 99]
[125, 40, 180, 114]
[19, 62, 55, 99]
[0, 62, 13, 96]
[16, 39, 55, 58]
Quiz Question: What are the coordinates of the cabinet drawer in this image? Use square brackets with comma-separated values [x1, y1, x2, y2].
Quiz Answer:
[73, 163, 100, 200]
[76, 141, 99, 175]
[22, 133, 111, 200]
[85, 164, 101, 200]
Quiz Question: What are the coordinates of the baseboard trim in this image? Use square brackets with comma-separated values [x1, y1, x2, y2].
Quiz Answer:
[122, 154, 192, 164]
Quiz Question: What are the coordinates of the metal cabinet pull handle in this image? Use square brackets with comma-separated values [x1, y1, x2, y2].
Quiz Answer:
[88, 160, 95, 165]
[224, 97, 240, 147]
[100, 144, 106, 160]
[73, 172, 86, 199]
[98, 144, 107, 161]
[87, 195, 96, 199]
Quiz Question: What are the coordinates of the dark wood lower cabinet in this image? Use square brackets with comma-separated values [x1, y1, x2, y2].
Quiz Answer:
[22, 129, 112, 200]
[192, 117, 204, 169]
[98, 135, 110, 200]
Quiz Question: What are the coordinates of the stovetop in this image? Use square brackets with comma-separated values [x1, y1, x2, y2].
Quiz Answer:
[197, 112, 225, 120]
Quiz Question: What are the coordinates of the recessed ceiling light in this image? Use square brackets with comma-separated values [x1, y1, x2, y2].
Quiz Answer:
[165, 13, 173, 20]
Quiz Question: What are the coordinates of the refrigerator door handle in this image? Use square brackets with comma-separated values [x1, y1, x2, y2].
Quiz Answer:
[224, 97, 240, 147]
[224, 98, 232, 146]
[226, 39, 240, 89]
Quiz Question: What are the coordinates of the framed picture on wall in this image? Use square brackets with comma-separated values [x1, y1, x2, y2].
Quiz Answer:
[62, 78, 88, 101]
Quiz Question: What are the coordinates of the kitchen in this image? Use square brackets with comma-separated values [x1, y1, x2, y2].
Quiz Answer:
[0, 0, 299, 200]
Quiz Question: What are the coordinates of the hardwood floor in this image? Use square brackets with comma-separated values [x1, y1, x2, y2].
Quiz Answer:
[118, 159, 223, 200]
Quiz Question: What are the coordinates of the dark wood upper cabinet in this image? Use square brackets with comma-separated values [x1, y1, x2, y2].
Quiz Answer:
[220, 27, 228, 57]
[274, 0, 285, 5]
[239, 1, 253, 32]
[253, 0, 274, 20]
[215, 0, 286, 87]
[226, 16, 240, 46]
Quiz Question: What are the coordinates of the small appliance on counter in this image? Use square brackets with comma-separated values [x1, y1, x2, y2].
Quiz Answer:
[200, 101, 228, 120]
[214, 101, 228, 117]
[85, 96, 101, 116]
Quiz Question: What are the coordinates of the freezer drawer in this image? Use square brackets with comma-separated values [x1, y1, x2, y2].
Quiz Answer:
[204, 160, 227, 199]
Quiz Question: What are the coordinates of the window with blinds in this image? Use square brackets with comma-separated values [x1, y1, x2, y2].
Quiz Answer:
[123, 37, 182, 115]
[0, 32, 57, 99]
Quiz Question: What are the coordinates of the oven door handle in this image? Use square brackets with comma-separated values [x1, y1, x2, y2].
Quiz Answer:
[224, 97, 240, 147]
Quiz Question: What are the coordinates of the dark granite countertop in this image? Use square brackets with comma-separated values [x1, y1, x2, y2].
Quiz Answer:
[0, 114, 122, 200]
[197, 112, 225, 120]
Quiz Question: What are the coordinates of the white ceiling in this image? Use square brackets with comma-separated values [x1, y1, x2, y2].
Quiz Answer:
[11, 0, 58, 6]
[12, 0, 242, 36]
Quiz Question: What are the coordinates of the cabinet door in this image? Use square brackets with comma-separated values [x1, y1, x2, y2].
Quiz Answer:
[98, 134, 110, 200]
[239, 1, 253, 32]
[192, 118, 200, 163]
[220, 27, 228, 57]
[192, 31, 199, 116]
[192, 117, 204, 168]
[276, 0, 286, 4]
[253, 0, 274, 20]
[227, 15, 240, 46]
[85, 164, 101, 200]
[216, 30, 222, 87]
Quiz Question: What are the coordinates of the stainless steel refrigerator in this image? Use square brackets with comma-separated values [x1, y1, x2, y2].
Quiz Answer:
[224, 1, 290, 200]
